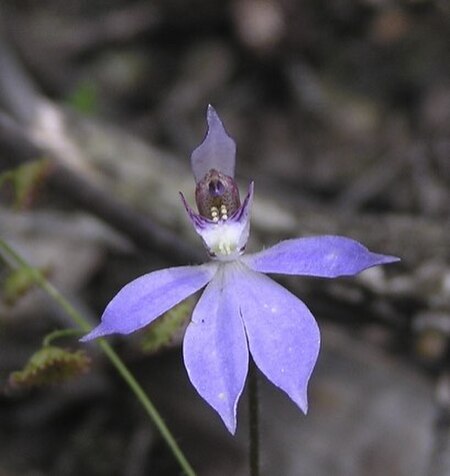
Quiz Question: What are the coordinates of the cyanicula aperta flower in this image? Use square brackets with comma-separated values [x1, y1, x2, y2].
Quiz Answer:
[82, 106, 399, 433]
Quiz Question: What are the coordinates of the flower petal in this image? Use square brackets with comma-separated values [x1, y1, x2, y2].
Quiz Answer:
[229, 265, 320, 413]
[183, 265, 248, 433]
[180, 182, 254, 262]
[191, 105, 236, 182]
[243, 235, 400, 278]
[81, 264, 217, 341]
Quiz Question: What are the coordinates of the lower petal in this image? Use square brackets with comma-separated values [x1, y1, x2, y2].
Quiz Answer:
[230, 266, 320, 413]
[183, 266, 248, 434]
[81, 264, 217, 341]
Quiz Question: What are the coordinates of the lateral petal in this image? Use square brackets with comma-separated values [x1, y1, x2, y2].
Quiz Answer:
[183, 265, 248, 433]
[243, 235, 400, 278]
[230, 266, 320, 413]
[81, 264, 217, 341]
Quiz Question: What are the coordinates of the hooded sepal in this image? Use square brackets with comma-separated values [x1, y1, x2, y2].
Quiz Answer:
[190, 105, 236, 183]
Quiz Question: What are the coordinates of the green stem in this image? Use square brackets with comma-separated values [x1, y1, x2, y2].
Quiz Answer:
[43, 328, 82, 347]
[248, 358, 260, 476]
[0, 239, 196, 476]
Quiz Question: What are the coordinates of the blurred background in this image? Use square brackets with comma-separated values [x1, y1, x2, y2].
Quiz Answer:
[0, 0, 449, 475]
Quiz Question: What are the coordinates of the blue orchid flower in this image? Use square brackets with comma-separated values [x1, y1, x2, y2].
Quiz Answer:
[82, 106, 399, 433]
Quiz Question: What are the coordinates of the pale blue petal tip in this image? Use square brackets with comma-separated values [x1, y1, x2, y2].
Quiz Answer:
[295, 389, 309, 414]
[226, 418, 237, 435]
[379, 254, 401, 264]
[207, 104, 219, 124]
[206, 104, 231, 141]
[80, 324, 113, 342]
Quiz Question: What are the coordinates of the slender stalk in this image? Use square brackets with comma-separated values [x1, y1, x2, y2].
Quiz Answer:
[0, 239, 196, 476]
[248, 358, 260, 476]
[43, 328, 82, 347]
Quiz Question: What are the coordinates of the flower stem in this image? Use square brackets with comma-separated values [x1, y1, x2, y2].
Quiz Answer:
[248, 358, 260, 476]
[43, 328, 83, 347]
[0, 238, 196, 476]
